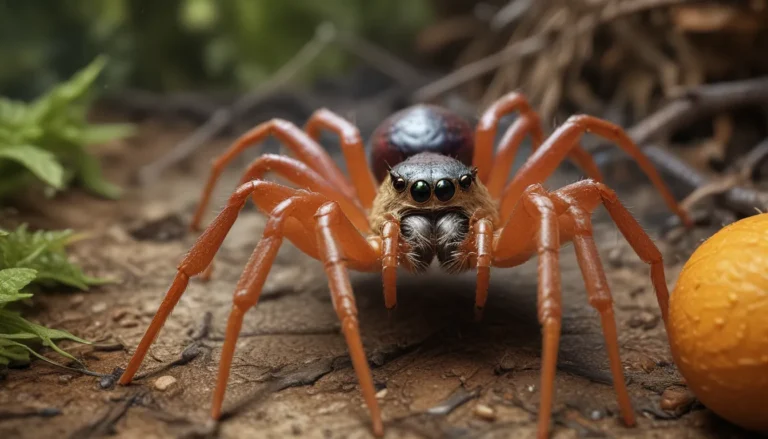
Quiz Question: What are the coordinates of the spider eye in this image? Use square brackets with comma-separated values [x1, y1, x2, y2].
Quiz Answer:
[458, 174, 473, 190]
[410, 180, 431, 203]
[434, 179, 455, 202]
[391, 176, 407, 192]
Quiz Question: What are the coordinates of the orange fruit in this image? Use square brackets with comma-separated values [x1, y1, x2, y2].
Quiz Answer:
[668, 213, 768, 432]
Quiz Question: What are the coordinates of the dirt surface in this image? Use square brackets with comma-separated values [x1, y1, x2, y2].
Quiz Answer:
[0, 114, 759, 439]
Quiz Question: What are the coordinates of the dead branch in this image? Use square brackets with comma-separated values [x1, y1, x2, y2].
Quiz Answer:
[136, 23, 337, 186]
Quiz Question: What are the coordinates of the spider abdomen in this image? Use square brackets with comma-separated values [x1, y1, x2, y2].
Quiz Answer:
[370, 105, 474, 182]
[400, 211, 470, 273]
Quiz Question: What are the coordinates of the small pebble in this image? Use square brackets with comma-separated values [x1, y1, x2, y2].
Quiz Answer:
[660, 386, 695, 414]
[628, 312, 660, 330]
[376, 388, 388, 399]
[154, 375, 177, 391]
[590, 410, 603, 420]
[70, 294, 85, 306]
[112, 309, 128, 322]
[119, 319, 139, 328]
[58, 374, 73, 384]
[91, 302, 108, 313]
[474, 404, 496, 421]
[494, 355, 516, 374]
[608, 247, 624, 267]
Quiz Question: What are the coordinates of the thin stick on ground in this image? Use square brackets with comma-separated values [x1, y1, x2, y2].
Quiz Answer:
[136, 23, 338, 186]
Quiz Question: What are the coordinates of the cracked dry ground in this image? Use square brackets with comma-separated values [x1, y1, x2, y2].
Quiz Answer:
[0, 119, 756, 439]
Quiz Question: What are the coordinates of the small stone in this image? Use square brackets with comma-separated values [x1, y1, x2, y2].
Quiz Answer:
[119, 319, 139, 328]
[70, 294, 85, 306]
[474, 404, 496, 421]
[494, 355, 516, 374]
[112, 309, 128, 322]
[608, 247, 624, 267]
[639, 355, 656, 373]
[590, 410, 603, 420]
[154, 375, 177, 391]
[91, 302, 108, 313]
[660, 386, 695, 415]
[58, 374, 73, 384]
[376, 388, 388, 399]
[628, 311, 660, 330]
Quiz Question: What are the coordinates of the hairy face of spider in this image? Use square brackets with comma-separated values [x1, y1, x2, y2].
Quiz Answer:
[379, 152, 485, 273]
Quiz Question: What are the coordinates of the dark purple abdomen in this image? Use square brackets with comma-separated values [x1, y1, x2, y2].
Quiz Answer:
[370, 105, 474, 182]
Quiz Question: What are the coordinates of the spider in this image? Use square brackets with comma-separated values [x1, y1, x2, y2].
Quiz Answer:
[117, 92, 692, 438]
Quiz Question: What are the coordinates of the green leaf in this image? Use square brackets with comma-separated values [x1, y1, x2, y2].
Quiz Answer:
[0, 338, 30, 365]
[0, 224, 110, 290]
[0, 268, 37, 305]
[0, 144, 65, 189]
[82, 123, 136, 145]
[75, 151, 122, 199]
[0, 225, 100, 367]
[0, 309, 88, 363]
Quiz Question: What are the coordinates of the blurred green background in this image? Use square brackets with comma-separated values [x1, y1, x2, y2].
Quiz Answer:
[0, 0, 434, 100]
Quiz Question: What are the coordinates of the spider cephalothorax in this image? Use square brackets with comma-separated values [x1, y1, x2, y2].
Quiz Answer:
[118, 92, 693, 439]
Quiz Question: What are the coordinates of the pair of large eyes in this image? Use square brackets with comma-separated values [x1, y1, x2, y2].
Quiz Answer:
[391, 174, 473, 202]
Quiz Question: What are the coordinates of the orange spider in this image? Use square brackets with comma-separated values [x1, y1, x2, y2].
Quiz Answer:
[118, 92, 691, 438]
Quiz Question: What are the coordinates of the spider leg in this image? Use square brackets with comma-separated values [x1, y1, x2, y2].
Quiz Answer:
[493, 184, 562, 439]
[118, 181, 313, 385]
[475, 92, 603, 196]
[551, 189, 635, 428]
[467, 211, 495, 319]
[190, 119, 355, 231]
[212, 196, 381, 433]
[200, 154, 373, 281]
[377, 214, 401, 310]
[550, 179, 671, 324]
[305, 109, 378, 209]
[315, 201, 384, 436]
[498, 114, 692, 227]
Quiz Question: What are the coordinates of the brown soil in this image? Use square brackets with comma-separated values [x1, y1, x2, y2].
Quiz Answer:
[0, 118, 756, 439]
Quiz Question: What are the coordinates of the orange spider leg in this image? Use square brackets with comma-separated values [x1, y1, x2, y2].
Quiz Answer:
[190, 118, 356, 231]
[377, 215, 401, 310]
[119, 181, 308, 385]
[550, 179, 671, 324]
[499, 115, 692, 227]
[314, 201, 384, 435]
[236, 154, 370, 232]
[212, 195, 382, 437]
[550, 190, 635, 428]
[476, 92, 603, 196]
[468, 211, 494, 319]
[493, 184, 561, 439]
[304, 109, 378, 209]
[198, 154, 370, 281]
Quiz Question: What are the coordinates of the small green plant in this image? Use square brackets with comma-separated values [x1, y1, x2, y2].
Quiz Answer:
[0, 225, 108, 367]
[0, 56, 134, 200]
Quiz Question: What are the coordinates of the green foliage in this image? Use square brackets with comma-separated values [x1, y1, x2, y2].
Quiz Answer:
[0, 56, 135, 200]
[0, 0, 434, 95]
[0, 225, 107, 367]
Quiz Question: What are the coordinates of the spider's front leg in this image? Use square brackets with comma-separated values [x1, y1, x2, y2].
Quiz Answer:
[498, 114, 692, 226]
[474, 92, 604, 197]
[190, 118, 356, 231]
[212, 196, 384, 437]
[118, 181, 307, 384]
[492, 184, 562, 439]
[198, 153, 370, 280]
